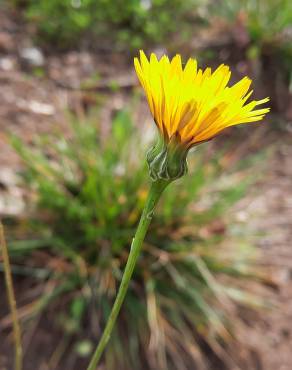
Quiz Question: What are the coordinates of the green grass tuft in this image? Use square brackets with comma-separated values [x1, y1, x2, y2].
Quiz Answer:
[8, 110, 266, 369]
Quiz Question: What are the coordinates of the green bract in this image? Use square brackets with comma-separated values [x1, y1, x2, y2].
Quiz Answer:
[147, 135, 188, 181]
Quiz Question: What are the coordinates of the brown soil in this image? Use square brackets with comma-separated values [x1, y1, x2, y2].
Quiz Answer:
[235, 139, 292, 370]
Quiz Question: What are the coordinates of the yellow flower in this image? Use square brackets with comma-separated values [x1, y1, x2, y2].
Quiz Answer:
[134, 51, 270, 148]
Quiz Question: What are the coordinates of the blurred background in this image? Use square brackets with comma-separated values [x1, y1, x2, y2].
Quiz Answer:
[0, 1, 291, 369]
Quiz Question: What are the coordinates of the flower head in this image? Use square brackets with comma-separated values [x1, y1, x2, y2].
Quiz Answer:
[134, 51, 269, 147]
[134, 51, 270, 181]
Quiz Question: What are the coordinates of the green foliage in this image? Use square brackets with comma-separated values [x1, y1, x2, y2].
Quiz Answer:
[10, 111, 264, 369]
[216, 0, 292, 67]
[11, 0, 200, 49]
[216, 0, 292, 43]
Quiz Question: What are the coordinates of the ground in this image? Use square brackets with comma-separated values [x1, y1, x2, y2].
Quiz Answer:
[237, 138, 292, 370]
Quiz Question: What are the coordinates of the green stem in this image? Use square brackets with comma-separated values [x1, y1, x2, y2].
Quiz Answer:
[0, 221, 23, 370]
[87, 179, 170, 370]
